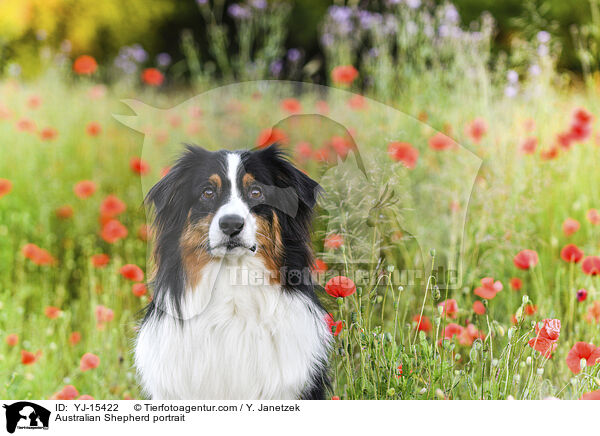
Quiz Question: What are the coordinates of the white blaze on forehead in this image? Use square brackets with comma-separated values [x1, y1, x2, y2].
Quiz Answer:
[226, 153, 242, 203]
[208, 152, 257, 255]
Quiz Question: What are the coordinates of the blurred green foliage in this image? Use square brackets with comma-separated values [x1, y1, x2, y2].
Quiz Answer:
[0, 0, 599, 78]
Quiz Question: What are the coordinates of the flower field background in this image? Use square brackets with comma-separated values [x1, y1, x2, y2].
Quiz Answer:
[2, 1, 600, 400]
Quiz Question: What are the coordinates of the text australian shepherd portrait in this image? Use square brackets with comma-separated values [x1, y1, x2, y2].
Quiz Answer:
[134, 143, 331, 400]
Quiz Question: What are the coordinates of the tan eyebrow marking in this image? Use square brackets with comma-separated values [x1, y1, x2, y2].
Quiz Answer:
[209, 174, 221, 189]
[242, 173, 255, 188]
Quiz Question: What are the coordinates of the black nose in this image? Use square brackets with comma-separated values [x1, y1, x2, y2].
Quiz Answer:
[219, 214, 245, 236]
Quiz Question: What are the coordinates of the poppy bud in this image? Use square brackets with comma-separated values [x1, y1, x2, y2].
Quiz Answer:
[386, 265, 394, 272]
[508, 326, 516, 340]
[356, 287, 362, 296]
[432, 285, 441, 301]
[537, 368, 544, 376]
[430, 248, 436, 257]
[514, 375, 521, 383]
[337, 297, 344, 306]
[376, 295, 383, 303]
[455, 353, 461, 361]
[387, 388, 396, 396]
[526, 356, 532, 365]
[397, 286, 404, 292]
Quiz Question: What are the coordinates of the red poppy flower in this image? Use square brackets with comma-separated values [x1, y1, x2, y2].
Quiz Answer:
[519, 137, 538, 155]
[513, 249, 539, 270]
[132, 283, 147, 297]
[137, 224, 150, 241]
[387, 142, 419, 169]
[573, 107, 593, 125]
[561, 244, 584, 263]
[295, 142, 313, 161]
[101, 219, 128, 243]
[541, 146, 560, 160]
[473, 300, 486, 315]
[120, 264, 144, 282]
[5, 333, 18, 347]
[73, 55, 97, 75]
[91, 254, 110, 268]
[21, 350, 41, 365]
[130, 157, 150, 175]
[582, 256, 600, 275]
[396, 364, 403, 378]
[331, 65, 359, 85]
[347, 95, 366, 110]
[330, 136, 352, 158]
[556, 132, 573, 150]
[0, 178, 13, 198]
[413, 315, 432, 332]
[580, 390, 600, 400]
[44, 306, 61, 319]
[95, 305, 114, 326]
[510, 277, 522, 291]
[313, 147, 331, 163]
[325, 313, 343, 336]
[74, 180, 96, 199]
[562, 218, 580, 236]
[441, 323, 463, 340]
[474, 277, 503, 300]
[78, 395, 94, 400]
[429, 132, 454, 151]
[587, 301, 600, 323]
[80, 353, 100, 371]
[528, 318, 561, 358]
[566, 342, 600, 374]
[100, 195, 126, 217]
[587, 209, 600, 225]
[577, 289, 588, 302]
[281, 98, 302, 114]
[324, 233, 344, 250]
[141, 68, 164, 86]
[458, 323, 483, 346]
[40, 127, 58, 141]
[51, 385, 79, 400]
[22, 243, 55, 266]
[325, 276, 356, 298]
[256, 128, 288, 148]
[524, 304, 538, 316]
[69, 332, 81, 345]
[331, 396, 340, 400]
[27, 95, 41, 109]
[312, 259, 328, 274]
[86, 121, 102, 136]
[569, 121, 591, 142]
[465, 118, 487, 143]
[438, 299, 459, 319]
[16, 118, 36, 132]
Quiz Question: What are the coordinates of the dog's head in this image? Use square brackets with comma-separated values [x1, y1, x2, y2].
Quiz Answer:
[146, 144, 321, 304]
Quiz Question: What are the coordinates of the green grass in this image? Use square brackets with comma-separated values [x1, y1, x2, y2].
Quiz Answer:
[1, 60, 600, 400]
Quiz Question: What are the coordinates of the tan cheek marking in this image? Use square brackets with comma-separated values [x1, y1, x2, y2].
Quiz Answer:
[209, 174, 222, 190]
[242, 173, 255, 189]
[255, 211, 283, 285]
[179, 213, 213, 290]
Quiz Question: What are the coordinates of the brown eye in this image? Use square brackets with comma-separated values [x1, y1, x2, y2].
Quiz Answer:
[249, 186, 262, 199]
[202, 188, 215, 200]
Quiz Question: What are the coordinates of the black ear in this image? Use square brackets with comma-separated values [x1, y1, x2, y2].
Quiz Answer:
[257, 143, 322, 209]
[145, 144, 208, 215]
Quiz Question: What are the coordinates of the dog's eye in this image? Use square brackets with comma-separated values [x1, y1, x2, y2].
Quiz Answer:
[249, 186, 263, 199]
[201, 188, 215, 200]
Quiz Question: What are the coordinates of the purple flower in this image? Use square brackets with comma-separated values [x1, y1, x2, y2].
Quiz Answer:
[228, 3, 251, 19]
[405, 0, 421, 8]
[270, 60, 283, 77]
[328, 6, 353, 23]
[287, 48, 301, 62]
[321, 33, 334, 47]
[507, 70, 519, 84]
[129, 44, 148, 63]
[251, 0, 267, 9]
[196, 0, 207, 4]
[528, 64, 541, 76]
[504, 85, 518, 98]
[537, 31, 550, 44]
[443, 5, 459, 24]
[156, 53, 172, 67]
[537, 44, 549, 57]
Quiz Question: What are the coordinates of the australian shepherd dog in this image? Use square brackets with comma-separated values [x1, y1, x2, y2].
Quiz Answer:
[134, 144, 331, 399]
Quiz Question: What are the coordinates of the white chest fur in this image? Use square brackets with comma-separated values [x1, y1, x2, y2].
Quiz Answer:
[134, 258, 331, 400]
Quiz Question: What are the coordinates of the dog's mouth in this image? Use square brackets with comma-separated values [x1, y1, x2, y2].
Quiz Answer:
[212, 239, 257, 254]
